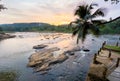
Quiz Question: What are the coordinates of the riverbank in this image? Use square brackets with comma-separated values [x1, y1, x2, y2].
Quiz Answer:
[86, 49, 120, 81]
[0, 71, 18, 81]
[0, 32, 16, 40]
[0, 32, 113, 81]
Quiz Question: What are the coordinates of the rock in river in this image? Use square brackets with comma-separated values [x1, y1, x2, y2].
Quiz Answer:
[0, 33, 16, 40]
[28, 47, 68, 72]
[33, 44, 47, 49]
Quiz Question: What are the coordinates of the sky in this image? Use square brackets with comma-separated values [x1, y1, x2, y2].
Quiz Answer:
[0, 0, 120, 25]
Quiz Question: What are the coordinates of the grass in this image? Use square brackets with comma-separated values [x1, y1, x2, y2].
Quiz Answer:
[0, 71, 18, 81]
[104, 45, 120, 53]
[87, 73, 109, 81]
[86, 64, 109, 81]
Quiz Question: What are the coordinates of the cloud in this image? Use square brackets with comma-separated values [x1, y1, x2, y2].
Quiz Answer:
[0, 0, 120, 25]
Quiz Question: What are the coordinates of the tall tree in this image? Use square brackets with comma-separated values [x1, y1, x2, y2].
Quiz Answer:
[0, 27, 2, 32]
[70, 3, 107, 44]
[0, 0, 6, 33]
[0, 0, 6, 11]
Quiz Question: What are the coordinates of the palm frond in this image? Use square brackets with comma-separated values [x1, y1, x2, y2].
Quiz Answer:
[72, 28, 79, 37]
[69, 19, 81, 26]
[75, 5, 90, 19]
[84, 14, 92, 20]
[72, 24, 82, 37]
[91, 8, 107, 18]
[92, 20, 107, 25]
[89, 24, 100, 36]
[89, 3, 98, 10]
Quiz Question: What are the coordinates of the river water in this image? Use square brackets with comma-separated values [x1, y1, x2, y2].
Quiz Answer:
[0, 32, 119, 81]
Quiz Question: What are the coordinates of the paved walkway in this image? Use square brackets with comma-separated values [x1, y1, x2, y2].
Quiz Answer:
[107, 66, 120, 81]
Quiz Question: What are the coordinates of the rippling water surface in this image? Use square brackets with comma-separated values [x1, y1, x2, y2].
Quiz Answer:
[0, 32, 119, 81]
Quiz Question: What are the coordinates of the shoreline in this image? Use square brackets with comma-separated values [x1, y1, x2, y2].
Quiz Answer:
[0, 32, 16, 40]
[86, 49, 120, 81]
[0, 32, 119, 81]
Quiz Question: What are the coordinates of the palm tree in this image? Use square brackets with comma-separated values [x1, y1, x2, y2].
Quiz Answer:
[70, 3, 107, 44]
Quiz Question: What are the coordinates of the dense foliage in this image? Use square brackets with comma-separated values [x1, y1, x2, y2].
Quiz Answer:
[100, 19, 120, 34]
[0, 23, 71, 33]
[0, 19, 120, 34]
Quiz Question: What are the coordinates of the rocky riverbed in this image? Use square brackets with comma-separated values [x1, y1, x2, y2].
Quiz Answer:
[28, 47, 68, 72]
[0, 32, 109, 81]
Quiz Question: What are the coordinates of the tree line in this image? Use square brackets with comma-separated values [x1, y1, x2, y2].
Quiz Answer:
[0, 23, 71, 33]
[0, 19, 119, 34]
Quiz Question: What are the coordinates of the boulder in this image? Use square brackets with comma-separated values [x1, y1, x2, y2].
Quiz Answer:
[33, 44, 47, 49]
[28, 47, 68, 72]
[0, 33, 16, 40]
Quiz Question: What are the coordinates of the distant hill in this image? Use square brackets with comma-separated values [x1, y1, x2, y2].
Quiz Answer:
[0, 22, 56, 32]
[0, 19, 119, 34]
[0, 23, 71, 33]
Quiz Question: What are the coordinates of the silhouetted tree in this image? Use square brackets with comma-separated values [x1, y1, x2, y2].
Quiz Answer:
[70, 3, 107, 44]
[0, 0, 6, 34]
[104, 0, 120, 4]
[0, 27, 2, 31]
[0, 0, 6, 11]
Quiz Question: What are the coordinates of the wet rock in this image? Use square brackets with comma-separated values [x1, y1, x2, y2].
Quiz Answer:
[83, 49, 90, 52]
[50, 54, 68, 65]
[36, 63, 49, 72]
[40, 71, 48, 75]
[33, 44, 47, 49]
[92, 39, 95, 41]
[81, 47, 90, 52]
[45, 37, 49, 39]
[28, 47, 68, 72]
[64, 46, 90, 56]
[64, 47, 80, 56]
[18, 35, 23, 38]
[65, 51, 75, 56]
[0, 33, 16, 40]
[72, 47, 81, 52]
[69, 52, 75, 55]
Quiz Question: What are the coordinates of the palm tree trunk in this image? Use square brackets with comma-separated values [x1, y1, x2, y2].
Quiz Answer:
[98, 16, 120, 25]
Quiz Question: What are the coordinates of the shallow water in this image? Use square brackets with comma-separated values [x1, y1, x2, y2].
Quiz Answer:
[0, 32, 118, 81]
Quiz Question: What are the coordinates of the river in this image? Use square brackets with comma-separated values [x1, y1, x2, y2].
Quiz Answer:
[0, 32, 119, 81]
